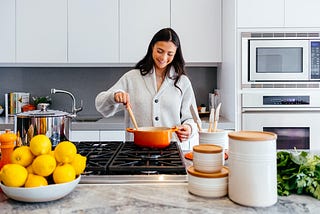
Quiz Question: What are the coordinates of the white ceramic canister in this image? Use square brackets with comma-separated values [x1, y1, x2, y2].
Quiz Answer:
[187, 166, 228, 198]
[198, 129, 228, 150]
[193, 144, 223, 173]
[228, 131, 277, 207]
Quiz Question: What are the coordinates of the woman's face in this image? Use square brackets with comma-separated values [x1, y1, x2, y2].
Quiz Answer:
[152, 41, 177, 72]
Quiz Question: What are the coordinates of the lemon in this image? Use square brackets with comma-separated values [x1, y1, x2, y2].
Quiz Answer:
[26, 164, 34, 174]
[32, 154, 56, 177]
[24, 173, 48, 188]
[53, 164, 76, 184]
[10, 146, 35, 167]
[70, 154, 87, 175]
[29, 134, 52, 156]
[0, 164, 28, 187]
[54, 141, 77, 163]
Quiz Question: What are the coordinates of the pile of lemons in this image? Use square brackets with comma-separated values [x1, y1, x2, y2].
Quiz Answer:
[0, 134, 86, 188]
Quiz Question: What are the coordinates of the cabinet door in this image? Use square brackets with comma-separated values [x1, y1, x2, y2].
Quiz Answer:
[237, 0, 285, 28]
[16, 0, 67, 63]
[0, 0, 15, 63]
[285, 0, 320, 27]
[68, 0, 119, 63]
[119, 0, 170, 63]
[171, 0, 221, 63]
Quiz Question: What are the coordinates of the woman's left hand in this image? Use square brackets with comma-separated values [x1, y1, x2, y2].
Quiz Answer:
[176, 124, 191, 142]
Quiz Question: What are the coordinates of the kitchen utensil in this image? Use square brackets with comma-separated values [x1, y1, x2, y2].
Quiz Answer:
[207, 108, 215, 132]
[189, 105, 202, 131]
[213, 103, 221, 132]
[126, 104, 139, 130]
[0, 130, 16, 169]
[14, 103, 72, 147]
[0, 175, 81, 202]
[126, 126, 178, 148]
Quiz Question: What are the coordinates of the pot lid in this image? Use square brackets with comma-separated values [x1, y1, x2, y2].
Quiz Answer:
[16, 109, 69, 117]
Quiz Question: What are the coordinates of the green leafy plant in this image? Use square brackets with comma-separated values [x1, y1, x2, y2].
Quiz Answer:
[277, 150, 320, 199]
[32, 96, 52, 106]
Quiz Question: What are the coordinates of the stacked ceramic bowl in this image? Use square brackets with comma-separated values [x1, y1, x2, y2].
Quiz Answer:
[187, 144, 228, 198]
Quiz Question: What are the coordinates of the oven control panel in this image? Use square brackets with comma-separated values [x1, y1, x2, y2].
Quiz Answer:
[263, 96, 310, 105]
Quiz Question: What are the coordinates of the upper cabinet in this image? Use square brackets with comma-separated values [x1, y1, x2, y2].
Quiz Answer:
[172, 0, 221, 63]
[1, 0, 221, 65]
[0, 0, 15, 63]
[237, 0, 320, 28]
[237, 0, 284, 28]
[16, 0, 67, 63]
[119, 0, 170, 63]
[285, 0, 320, 28]
[68, 0, 119, 63]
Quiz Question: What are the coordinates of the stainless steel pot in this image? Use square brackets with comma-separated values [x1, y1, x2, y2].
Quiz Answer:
[14, 103, 72, 147]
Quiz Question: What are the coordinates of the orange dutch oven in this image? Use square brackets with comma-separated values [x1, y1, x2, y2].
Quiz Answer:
[126, 126, 178, 149]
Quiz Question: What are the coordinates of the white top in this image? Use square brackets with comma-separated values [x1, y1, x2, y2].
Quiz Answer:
[95, 67, 198, 140]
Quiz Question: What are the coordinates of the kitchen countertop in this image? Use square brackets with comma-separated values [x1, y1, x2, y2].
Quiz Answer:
[0, 183, 319, 213]
[0, 115, 235, 132]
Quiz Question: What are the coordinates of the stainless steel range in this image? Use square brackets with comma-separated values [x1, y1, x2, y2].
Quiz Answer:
[73, 141, 188, 184]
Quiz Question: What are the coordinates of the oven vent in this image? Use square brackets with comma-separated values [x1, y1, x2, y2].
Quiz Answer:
[245, 32, 320, 38]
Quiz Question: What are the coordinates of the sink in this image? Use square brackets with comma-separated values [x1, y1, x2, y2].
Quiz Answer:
[73, 116, 102, 122]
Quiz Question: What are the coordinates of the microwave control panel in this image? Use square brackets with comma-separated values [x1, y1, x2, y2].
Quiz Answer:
[311, 41, 320, 79]
[263, 96, 310, 105]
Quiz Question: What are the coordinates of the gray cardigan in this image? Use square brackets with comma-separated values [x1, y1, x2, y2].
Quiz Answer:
[95, 67, 199, 141]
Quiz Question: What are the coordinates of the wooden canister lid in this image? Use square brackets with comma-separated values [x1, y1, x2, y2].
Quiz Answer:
[193, 144, 223, 153]
[187, 166, 229, 178]
[228, 131, 277, 141]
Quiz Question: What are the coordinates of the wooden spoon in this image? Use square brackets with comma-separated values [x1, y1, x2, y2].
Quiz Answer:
[207, 107, 215, 132]
[213, 103, 221, 132]
[126, 104, 139, 130]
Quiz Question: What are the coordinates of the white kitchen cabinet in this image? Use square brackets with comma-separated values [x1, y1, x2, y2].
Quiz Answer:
[68, 0, 119, 63]
[100, 131, 125, 141]
[237, 0, 285, 28]
[69, 131, 100, 142]
[16, 0, 67, 63]
[0, 0, 15, 63]
[119, 0, 170, 63]
[285, 0, 320, 28]
[171, 0, 221, 63]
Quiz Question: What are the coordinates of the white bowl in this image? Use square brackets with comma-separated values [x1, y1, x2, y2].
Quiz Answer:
[0, 175, 81, 202]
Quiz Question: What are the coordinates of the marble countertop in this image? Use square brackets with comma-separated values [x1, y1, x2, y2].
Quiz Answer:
[0, 183, 319, 213]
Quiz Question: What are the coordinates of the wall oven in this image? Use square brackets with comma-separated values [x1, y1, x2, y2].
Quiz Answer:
[241, 32, 320, 83]
[241, 89, 320, 150]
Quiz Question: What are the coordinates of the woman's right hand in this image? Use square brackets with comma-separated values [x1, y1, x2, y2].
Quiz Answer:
[114, 91, 130, 107]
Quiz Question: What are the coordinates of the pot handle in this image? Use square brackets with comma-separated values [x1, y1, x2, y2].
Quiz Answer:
[171, 126, 179, 132]
[126, 128, 136, 133]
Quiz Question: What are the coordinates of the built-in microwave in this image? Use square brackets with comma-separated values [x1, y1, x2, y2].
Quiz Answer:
[241, 32, 320, 83]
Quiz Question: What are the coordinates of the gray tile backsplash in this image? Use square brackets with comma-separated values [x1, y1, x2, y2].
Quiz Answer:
[0, 67, 217, 116]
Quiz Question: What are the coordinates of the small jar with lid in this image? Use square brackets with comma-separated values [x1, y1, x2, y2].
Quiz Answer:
[193, 144, 223, 173]
[187, 166, 229, 198]
[0, 129, 17, 170]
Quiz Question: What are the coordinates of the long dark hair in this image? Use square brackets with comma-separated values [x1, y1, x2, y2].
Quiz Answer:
[135, 28, 186, 91]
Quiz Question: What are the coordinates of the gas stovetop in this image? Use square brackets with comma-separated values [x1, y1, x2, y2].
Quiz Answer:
[73, 141, 188, 184]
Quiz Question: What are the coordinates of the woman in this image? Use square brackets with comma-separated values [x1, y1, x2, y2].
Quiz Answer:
[95, 28, 198, 143]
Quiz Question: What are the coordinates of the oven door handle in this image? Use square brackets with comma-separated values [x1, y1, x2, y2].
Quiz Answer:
[242, 107, 320, 113]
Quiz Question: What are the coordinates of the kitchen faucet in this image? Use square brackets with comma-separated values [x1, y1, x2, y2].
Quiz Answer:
[51, 88, 83, 116]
